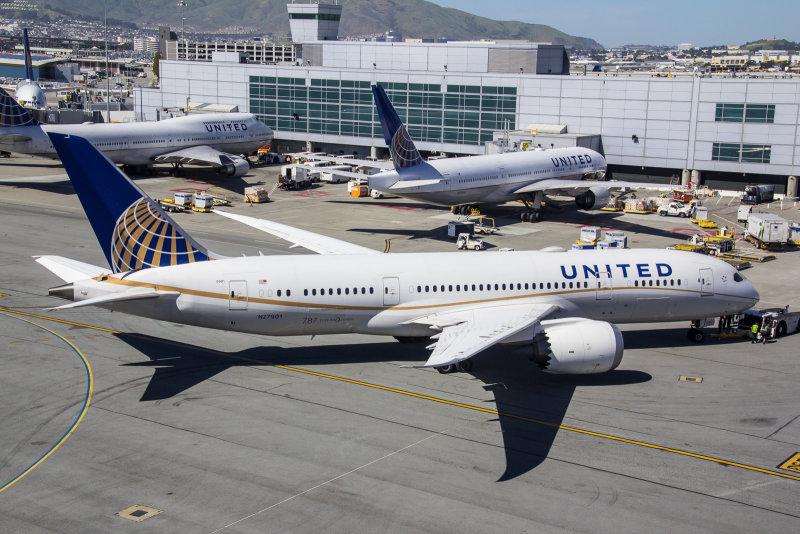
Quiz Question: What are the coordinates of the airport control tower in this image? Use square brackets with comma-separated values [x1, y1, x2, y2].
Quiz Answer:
[287, 1, 342, 42]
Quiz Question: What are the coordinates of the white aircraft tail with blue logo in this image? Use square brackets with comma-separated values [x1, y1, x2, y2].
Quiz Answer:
[47, 132, 214, 273]
[372, 84, 423, 171]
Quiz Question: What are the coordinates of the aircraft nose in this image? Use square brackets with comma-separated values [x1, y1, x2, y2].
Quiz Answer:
[748, 283, 760, 306]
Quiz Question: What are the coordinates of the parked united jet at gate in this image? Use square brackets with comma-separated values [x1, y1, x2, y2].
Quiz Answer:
[13, 29, 46, 109]
[0, 88, 272, 177]
[331, 85, 669, 221]
[37, 132, 759, 373]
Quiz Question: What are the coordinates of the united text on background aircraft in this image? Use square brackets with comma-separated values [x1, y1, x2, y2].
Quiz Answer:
[345, 85, 670, 222]
[37, 132, 759, 374]
[0, 88, 273, 177]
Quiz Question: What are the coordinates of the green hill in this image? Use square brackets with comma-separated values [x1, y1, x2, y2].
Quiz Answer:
[33, 0, 601, 49]
[741, 39, 799, 52]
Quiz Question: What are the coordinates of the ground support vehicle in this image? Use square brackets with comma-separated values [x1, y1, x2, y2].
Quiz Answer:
[742, 184, 775, 205]
[243, 186, 270, 203]
[737, 307, 800, 338]
[743, 213, 789, 249]
[456, 233, 485, 250]
[447, 221, 475, 239]
[657, 202, 692, 218]
[474, 217, 499, 235]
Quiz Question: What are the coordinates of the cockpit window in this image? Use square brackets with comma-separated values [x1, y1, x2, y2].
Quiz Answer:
[733, 272, 744, 282]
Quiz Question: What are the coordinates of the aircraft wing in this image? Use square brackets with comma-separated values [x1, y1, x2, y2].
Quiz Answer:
[298, 154, 394, 170]
[153, 145, 242, 167]
[408, 303, 559, 368]
[513, 179, 674, 196]
[213, 210, 380, 255]
[389, 179, 443, 190]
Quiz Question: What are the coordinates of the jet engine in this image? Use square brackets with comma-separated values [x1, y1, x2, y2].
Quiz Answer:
[575, 187, 611, 210]
[528, 318, 623, 374]
[218, 156, 250, 177]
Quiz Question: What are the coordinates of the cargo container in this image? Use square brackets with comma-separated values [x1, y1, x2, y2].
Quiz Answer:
[744, 213, 788, 248]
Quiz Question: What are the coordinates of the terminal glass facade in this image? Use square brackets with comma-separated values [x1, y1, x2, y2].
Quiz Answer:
[712, 142, 771, 163]
[715, 103, 775, 123]
[249, 76, 516, 146]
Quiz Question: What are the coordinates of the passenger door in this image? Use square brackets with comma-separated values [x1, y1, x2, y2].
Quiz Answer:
[595, 271, 612, 300]
[229, 280, 248, 310]
[699, 268, 713, 296]
[382, 277, 400, 306]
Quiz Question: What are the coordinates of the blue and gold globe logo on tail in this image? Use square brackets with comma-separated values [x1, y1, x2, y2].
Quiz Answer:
[390, 125, 423, 169]
[110, 198, 209, 272]
[0, 88, 38, 127]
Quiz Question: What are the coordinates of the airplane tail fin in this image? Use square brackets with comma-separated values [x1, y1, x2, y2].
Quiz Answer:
[22, 28, 34, 81]
[0, 87, 39, 126]
[47, 132, 213, 273]
[372, 84, 423, 170]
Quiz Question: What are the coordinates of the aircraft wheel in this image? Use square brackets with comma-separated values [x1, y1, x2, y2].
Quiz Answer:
[455, 360, 472, 372]
[777, 321, 787, 337]
[521, 211, 530, 222]
[435, 364, 456, 374]
[534, 211, 543, 222]
[687, 328, 704, 343]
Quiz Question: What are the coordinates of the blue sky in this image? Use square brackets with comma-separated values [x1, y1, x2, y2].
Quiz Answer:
[427, 0, 799, 48]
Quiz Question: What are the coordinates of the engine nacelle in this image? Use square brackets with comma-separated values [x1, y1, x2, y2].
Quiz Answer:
[575, 187, 611, 210]
[530, 318, 623, 374]
[218, 157, 250, 177]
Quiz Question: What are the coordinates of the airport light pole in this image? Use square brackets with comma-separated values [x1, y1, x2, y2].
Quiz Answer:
[105, 0, 110, 122]
[178, 1, 187, 42]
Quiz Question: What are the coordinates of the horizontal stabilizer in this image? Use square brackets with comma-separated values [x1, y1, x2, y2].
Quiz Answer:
[34, 255, 108, 283]
[0, 133, 32, 143]
[51, 289, 180, 310]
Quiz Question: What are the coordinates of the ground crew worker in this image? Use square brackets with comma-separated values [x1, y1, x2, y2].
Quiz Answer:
[751, 322, 759, 343]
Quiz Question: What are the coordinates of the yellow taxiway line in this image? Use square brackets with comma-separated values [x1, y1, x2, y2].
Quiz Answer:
[0, 310, 93, 494]
[1, 306, 798, 483]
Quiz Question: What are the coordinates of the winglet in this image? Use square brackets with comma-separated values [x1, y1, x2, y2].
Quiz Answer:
[48, 132, 212, 272]
[372, 84, 423, 170]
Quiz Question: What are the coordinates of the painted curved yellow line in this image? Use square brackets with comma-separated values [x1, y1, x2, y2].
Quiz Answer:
[1, 307, 797, 482]
[0, 310, 93, 494]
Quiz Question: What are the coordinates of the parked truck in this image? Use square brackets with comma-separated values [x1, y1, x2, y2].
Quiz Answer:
[742, 184, 775, 205]
[737, 307, 800, 338]
[743, 212, 789, 248]
[657, 202, 693, 218]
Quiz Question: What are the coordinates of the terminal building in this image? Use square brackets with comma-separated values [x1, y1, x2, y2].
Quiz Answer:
[136, 2, 800, 193]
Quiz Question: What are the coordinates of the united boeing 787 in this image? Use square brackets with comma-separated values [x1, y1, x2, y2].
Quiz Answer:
[36, 132, 758, 374]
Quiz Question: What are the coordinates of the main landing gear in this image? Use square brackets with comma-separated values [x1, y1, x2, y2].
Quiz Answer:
[454, 205, 478, 216]
[687, 320, 705, 343]
[434, 360, 473, 374]
[520, 191, 545, 223]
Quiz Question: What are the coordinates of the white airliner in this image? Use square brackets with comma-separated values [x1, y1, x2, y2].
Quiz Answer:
[311, 85, 669, 221]
[13, 28, 46, 109]
[35, 132, 759, 375]
[0, 87, 273, 177]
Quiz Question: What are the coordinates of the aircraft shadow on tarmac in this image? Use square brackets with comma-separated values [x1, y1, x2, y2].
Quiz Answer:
[114, 332, 650, 481]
